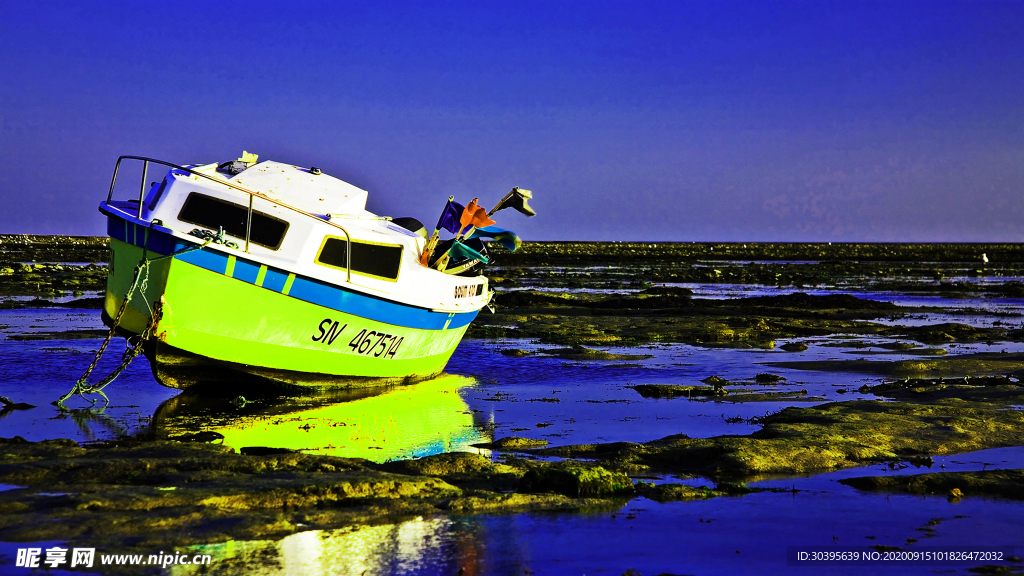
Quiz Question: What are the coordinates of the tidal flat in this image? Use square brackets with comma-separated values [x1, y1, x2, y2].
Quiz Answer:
[1, 236, 1024, 575]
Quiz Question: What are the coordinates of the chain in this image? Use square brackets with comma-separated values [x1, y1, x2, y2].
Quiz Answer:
[188, 227, 238, 249]
[55, 237, 212, 408]
[54, 260, 153, 406]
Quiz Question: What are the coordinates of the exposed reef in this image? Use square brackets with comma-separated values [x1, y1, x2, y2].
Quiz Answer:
[525, 398, 1024, 478]
[7, 390, 1020, 550]
[0, 438, 622, 551]
[770, 353, 1024, 379]
[839, 470, 1024, 501]
[6, 237, 1024, 572]
[469, 288, 1018, 348]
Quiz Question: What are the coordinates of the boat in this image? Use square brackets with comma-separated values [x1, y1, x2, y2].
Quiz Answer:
[85, 153, 523, 392]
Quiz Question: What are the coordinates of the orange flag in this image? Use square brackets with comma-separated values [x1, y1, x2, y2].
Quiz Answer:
[459, 198, 495, 232]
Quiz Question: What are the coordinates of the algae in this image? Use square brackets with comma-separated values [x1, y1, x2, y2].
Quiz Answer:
[473, 436, 550, 450]
[858, 376, 1024, 403]
[839, 469, 1024, 500]
[716, 390, 824, 403]
[538, 345, 654, 361]
[469, 288, 1013, 348]
[634, 481, 792, 502]
[769, 352, 1024, 378]
[529, 399, 1024, 478]
[518, 466, 634, 498]
[631, 385, 727, 399]
[0, 439, 622, 549]
[631, 383, 822, 403]
[9, 238, 1024, 565]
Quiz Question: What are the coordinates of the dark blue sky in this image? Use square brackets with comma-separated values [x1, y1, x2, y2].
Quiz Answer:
[1, 1, 1021, 241]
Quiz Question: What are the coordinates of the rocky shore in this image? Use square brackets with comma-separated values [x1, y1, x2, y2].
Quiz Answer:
[2, 236, 1023, 574]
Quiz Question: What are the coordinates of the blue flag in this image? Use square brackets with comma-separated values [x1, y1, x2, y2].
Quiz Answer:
[436, 200, 465, 234]
[448, 241, 489, 264]
[468, 225, 521, 252]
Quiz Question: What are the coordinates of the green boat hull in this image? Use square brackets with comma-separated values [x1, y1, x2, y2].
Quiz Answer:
[105, 238, 475, 389]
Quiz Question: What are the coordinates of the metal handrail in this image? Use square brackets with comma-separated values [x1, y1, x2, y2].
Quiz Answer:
[106, 155, 352, 282]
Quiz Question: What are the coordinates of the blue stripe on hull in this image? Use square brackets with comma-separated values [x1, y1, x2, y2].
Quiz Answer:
[107, 214, 479, 331]
[231, 259, 261, 284]
[262, 268, 290, 292]
[176, 248, 227, 273]
[107, 217, 181, 255]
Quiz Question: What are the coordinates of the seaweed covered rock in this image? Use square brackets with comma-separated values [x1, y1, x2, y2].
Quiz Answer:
[635, 482, 716, 502]
[492, 290, 580, 308]
[839, 469, 1024, 500]
[540, 345, 653, 360]
[590, 290, 693, 310]
[632, 384, 727, 399]
[533, 400, 1024, 477]
[382, 452, 516, 477]
[474, 436, 549, 450]
[858, 375, 1024, 401]
[519, 466, 634, 498]
[650, 400, 1024, 475]
[769, 352, 1024, 379]
[780, 342, 809, 352]
[733, 293, 898, 311]
[0, 438, 639, 549]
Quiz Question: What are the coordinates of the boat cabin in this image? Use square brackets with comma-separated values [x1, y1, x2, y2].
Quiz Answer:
[106, 157, 488, 313]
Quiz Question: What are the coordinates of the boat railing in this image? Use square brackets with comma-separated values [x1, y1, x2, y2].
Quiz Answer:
[106, 155, 353, 282]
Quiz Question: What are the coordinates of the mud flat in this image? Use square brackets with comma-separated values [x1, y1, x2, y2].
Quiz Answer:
[3, 384, 1023, 553]
[3, 238, 1024, 574]
[468, 288, 1022, 348]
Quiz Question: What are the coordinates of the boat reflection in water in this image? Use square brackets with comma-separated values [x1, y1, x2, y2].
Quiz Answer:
[154, 374, 517, 575]
[170, 515, 530, 576]
[152, 374, 492, 462]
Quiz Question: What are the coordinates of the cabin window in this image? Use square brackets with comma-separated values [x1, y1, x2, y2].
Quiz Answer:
[178, 192, 289, 250]
[316, 237, 403, 281]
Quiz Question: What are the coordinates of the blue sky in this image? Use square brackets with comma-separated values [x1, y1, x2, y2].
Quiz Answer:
[1, 1, 1021, 241]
